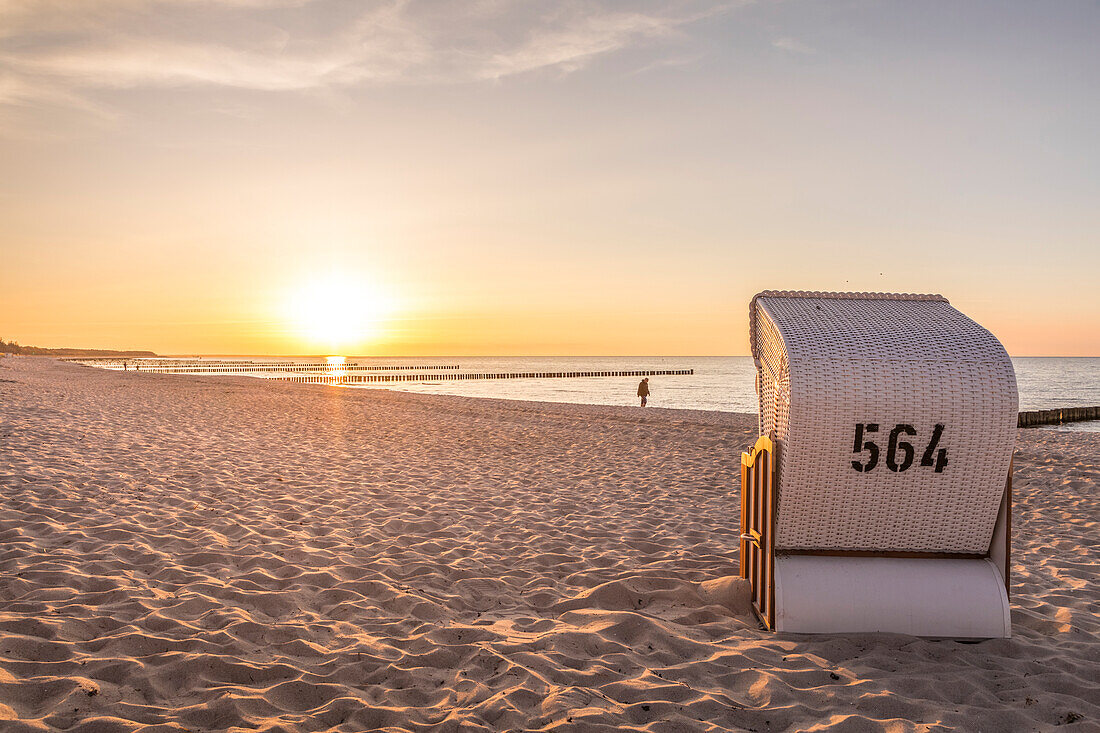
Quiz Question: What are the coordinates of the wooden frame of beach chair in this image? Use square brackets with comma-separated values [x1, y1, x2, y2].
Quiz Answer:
[739, 291, 1017, 638]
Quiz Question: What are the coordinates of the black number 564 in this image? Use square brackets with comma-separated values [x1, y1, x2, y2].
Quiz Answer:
[852, 423, 948, 473]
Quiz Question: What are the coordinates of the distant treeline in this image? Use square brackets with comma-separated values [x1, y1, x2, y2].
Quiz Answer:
[0, 339, 157, 357]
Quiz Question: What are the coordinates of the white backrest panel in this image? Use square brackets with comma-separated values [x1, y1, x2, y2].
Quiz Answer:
[750, 292, 1017, 553]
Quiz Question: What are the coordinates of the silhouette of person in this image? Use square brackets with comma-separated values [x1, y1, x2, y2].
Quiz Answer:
[637, 377, 650, 407]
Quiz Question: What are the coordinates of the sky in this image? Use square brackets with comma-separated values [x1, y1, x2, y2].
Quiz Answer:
[1, 0, 1098, 356]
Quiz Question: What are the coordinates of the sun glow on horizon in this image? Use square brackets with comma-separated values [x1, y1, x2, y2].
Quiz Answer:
[283, 272, 394, 351]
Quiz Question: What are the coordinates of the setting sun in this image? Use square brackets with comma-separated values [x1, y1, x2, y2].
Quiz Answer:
[283, 272, 393, 351]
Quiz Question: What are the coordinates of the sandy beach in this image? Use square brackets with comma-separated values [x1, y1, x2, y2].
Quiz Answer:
[0, 357, 1096, 732]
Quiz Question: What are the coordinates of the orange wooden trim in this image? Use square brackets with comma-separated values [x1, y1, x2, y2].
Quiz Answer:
[766, 441, 777, 630]
[1005, 461, 1012, 599]
[739, 433, 777, 630]
[741, 434, 774, 469]
[739, 457, 749, 579]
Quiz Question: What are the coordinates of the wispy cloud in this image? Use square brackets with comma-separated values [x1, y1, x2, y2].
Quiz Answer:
[771, 36, 814, 55]
[0, 0, 732, 113]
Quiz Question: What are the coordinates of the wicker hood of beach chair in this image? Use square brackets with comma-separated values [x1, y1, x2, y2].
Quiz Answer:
[741, 291, 1017, 638]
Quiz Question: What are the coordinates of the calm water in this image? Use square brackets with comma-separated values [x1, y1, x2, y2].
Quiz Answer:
[160, 355, 1100, 430]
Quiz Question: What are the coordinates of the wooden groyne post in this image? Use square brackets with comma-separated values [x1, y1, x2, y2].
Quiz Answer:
[1018, 406, 1100, 427]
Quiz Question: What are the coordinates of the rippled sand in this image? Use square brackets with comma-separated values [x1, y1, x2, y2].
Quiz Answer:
[0, 357, 1096, 732]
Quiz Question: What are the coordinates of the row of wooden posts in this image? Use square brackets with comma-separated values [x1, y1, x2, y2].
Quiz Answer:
[273, 369, 694, 384]
[1017, 406, 1100, 428]
[70, 360, 460, 373]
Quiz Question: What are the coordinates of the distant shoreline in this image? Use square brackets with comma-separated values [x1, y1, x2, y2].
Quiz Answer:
[0, 345, 156, 357]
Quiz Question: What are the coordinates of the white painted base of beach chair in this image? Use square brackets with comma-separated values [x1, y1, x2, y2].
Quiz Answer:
[773, 556, 1011, 638]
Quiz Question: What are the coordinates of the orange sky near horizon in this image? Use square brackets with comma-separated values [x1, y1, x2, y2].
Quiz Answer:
[2, 1, 1098, 357]
[3, 259, 1095, 357]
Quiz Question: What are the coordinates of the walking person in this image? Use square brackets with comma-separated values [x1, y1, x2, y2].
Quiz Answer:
[637, 377, 650, 407]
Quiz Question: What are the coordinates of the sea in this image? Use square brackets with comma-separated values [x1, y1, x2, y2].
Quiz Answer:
[164, 355, 1100, 430]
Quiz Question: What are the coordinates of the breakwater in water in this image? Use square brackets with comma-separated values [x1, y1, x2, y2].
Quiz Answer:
[66, 359, 460, 373]
[1018, 406, 1100, 428]
[66, 357, 694, 388]
[271, 369, 694, 385]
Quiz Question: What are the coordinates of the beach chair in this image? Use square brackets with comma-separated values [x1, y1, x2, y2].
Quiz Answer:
[740, 291, 1016, 637]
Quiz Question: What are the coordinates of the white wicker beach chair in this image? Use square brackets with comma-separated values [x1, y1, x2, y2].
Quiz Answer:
[741, 291, 1017, 637]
